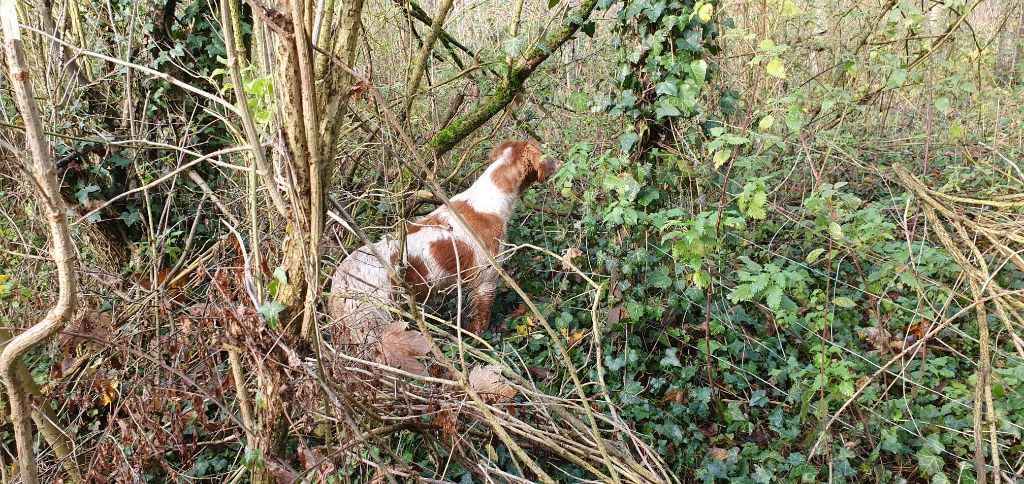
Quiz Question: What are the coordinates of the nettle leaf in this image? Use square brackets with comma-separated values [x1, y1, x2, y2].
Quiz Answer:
[713, 149, 731, 168]
[828, 221, 845, 240]
[765, 285, 784, 309]
[885, 68, 908, 90]
[749, 273, 770, 294]
[837, 380, 855, 397]
[832, 296, 856, 309]
[786, 103, 804, 132]
[805, 248, 826, 263]
[934, 96, 950, 115]
[739, 182, 768, 220]
[728, 283, 755, 302]
[781, 0, 803, 16]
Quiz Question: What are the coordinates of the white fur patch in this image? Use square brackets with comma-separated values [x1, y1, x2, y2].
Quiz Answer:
[451, 147, 518, 220]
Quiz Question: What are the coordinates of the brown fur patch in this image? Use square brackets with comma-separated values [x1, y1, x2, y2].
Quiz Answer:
[450, 201, 504, 254]
[408, 213, 444, 235]
[388, 251, 431, 300]
[490, 139, 547, 194]
[406, 255, 431, 299]
[429, 238, 476, 279]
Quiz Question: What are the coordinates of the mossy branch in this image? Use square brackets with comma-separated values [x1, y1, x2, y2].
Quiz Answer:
[425, 0, 599, 157]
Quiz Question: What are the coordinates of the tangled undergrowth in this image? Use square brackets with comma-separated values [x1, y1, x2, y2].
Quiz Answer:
[2, 0, 1024, 482]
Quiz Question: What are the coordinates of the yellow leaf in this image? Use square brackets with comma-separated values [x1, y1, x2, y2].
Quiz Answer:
[697, 3, 714, 23]
[568, 330, 586, 346]
[758, 115, 775, 132]
[766, 58, 786, 79]
[713, 149, 732, 168]
[781, 0, 802, 16]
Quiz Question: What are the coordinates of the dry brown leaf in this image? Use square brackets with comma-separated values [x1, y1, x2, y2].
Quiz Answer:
[379, 321, 431, 374]
[468, 364, 517, 403]
[507, 303, 529, 319]
[561, 246, 584, 271]
[607, 306, 623, 326]
[60, 309, 113, 350]
[265, 457, 300, 484]
[708, 447, 729, 461]
[436, 407, 458, 441]
[861, 326, 894, 353]
[298, 447, 336, 479]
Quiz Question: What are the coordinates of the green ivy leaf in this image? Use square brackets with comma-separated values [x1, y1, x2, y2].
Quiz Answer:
[76, 185, 100, 205]
[660, 348, 682, 367]
[690, 59, 708, 85]
[119, 209, 142, 227]
[581, 21, 597, 38]
[619, 132, 640, 153]
[259, 301, 286, 330]
[916, 449, 944, 476]
[649, 266, 672, 289]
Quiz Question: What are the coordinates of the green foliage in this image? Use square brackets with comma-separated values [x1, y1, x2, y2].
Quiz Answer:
[495, 0, 1024, 480]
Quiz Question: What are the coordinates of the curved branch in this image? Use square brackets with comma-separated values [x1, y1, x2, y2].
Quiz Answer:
[0, 4, 79, 483]
[425, 0, 600, 156]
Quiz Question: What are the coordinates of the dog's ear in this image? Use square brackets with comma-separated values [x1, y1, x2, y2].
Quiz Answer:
[523, 139, 556, 182]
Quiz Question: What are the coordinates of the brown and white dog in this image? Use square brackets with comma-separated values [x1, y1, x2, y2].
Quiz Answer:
[328, 139, 557, 366]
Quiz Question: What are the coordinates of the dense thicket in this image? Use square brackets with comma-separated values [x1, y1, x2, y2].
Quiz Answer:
[1, 0, 1023, 482]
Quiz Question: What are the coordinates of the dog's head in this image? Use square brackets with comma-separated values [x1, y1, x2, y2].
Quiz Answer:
[489, 138, 560, 195]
